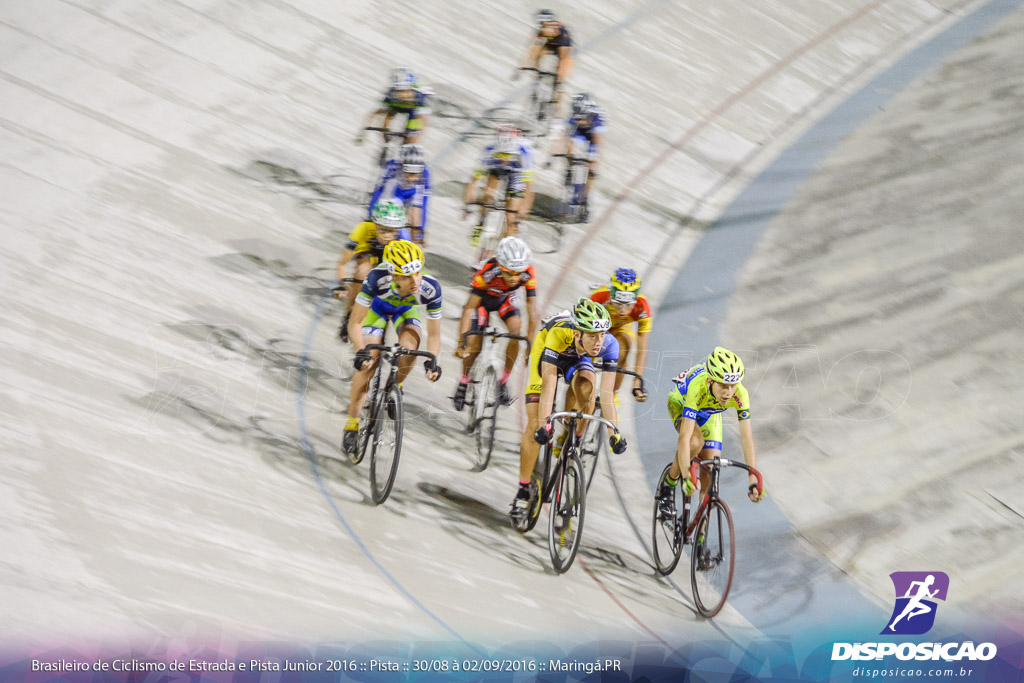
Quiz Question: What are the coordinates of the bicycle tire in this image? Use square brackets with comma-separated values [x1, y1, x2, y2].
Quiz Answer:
[521, 440, 551, 534]
[349, 368, 381, 465]
[464, 373, 479, 435]
[690, 497, 736, 618]
[548, 451, 587, 573]
[651, 464, 684, 575]
[473, 366, 499, 472]
[369, 382, 404, 504]
[578, 418, 605, 494]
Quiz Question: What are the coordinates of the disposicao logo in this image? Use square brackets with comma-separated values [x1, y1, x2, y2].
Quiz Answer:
[831, 571, 997, 662]
[883, 571, 948, 635]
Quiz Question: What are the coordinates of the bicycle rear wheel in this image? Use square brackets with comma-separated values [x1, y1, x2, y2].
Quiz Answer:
[464, 372, 479, 435]
[548, 451, 587, 573]
[690, 498, 736, 617]
[651, 464, 684, 575]
[521, 441, 551, 534]
[369, 382, 404, 504]
[473, 366, 499, 471]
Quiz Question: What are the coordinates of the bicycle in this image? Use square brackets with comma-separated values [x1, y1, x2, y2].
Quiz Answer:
[347, 341, 437, 505]
[460, 328, 529, 471]
[361, 126, 407, 208]
[466, 199, 517, 264]
[519, 409, 621, 574]
[520, 66, 558, 134]
[578, 369, 645, 493]
[651, 457, 764, 617]
[552, 143, 591, 223]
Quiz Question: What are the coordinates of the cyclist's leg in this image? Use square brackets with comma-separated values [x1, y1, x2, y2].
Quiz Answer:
[394, 310, 424, 385]
[347, 311, 387, 418]
[480, 172, 500, 224]
[695, 414, 723, 494]
[566, 359, 598, 438]
[499, 298, 522, 380]
[461, 305, 488, 377]
[505, 174, 526, 235]
[665, 391, 707, 481]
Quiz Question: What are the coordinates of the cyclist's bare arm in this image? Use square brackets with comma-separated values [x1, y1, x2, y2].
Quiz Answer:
[348, 302, 370, 352]
[538, 362, 559, 423]
[425, 317, 442, 359]
[524, 297, 539, 353]
[462, 175, 481, 207]
[520, 40, 543, 70]
[336, 247, 356, 280]
[674, 415, 699, 478]
[557, 47, 574, 80]
[456, 293, 482, 355]
[598, 369, 618, 426]
[634, 330, 650, 386]
[589, 132, 602, 164]
[738, 418, 764, 501]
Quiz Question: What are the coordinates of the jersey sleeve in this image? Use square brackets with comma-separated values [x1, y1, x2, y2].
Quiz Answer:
[522, 266, 538, 297]
[634, 295, 653, 334]
[733, 384, 752, 421]
[348, 222, 372, 253]
[421, 276, 443, 319]
[599, 333, 619, 369]
[356, 268, 382, 307]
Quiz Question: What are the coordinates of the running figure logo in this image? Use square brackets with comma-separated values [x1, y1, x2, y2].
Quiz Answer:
[882, 571, 949, 635]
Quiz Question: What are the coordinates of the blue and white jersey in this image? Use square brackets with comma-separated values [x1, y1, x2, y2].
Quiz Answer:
[476, 139, 535, 180]
[355, 265, 444, 320]
[567, 110, 607, 142]
[368, 160, 432, 228]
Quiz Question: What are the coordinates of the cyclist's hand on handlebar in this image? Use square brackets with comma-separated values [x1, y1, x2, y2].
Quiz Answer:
[353, 349, 372, 371]
[632, 383, 647, 402]
[424, 358, 442, 382]
[534, 424, 553, 445]
[454, 343, 466, 359]
[682, 477, 697, 497]
[609, 432, 627, 454]
[748, 477, 766, 503]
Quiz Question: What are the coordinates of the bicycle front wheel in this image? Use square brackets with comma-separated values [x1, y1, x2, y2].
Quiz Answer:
[369, 382, 404, 504]
[548, 452, 587, 573]
[690, 498, 736, 618]
[579, 418, 605, 494]
[652, 464, 685, 575]
[473, 366, 499, 471]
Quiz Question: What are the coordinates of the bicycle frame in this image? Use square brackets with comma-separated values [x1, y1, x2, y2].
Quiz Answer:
[683, 457, 764, 541]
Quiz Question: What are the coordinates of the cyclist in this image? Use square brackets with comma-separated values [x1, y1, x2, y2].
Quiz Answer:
[589, 268, 649, 403]
[355, 67, 431, 146]
[463, 124, 535, 247]
[335, 199, 411, 342]
[549, 92, 605, 222]
[510, 298, 627, 529]
[369, 143, 431, 244]
[656, 347, 765, 517]
[516, 9, 575, 119]
[342, 240, 443, 455]
[453, 237, 538, 410]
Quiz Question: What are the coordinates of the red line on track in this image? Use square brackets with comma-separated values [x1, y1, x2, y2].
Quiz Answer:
[579, 557, 671, 646]
[541, 0, 889, 311]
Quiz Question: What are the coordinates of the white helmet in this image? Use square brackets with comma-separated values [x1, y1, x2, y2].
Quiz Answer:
[535, 9, 556, 25]
[399, 143, 426, 174]
[390, 66, 416, 90]
[495, 236, 532, 272]
[371, 198, 407, 229]
[494, 124, 521, 156]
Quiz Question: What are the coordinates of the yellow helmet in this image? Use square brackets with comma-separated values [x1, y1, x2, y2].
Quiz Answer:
[705, 347, 745, 384]
[609, 267, 640, 304]
[382, 240, 424, 276]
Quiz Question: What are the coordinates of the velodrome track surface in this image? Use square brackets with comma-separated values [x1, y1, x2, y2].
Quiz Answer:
[1, 0, 1020, 651]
